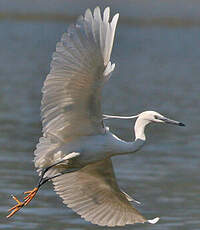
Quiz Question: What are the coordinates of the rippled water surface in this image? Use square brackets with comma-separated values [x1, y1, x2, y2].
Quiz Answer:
[0, 1, 200, 230]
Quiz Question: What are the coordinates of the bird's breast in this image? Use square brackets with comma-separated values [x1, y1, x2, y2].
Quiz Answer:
[65, 133, 114, 165]
[60, 132, 125, 167]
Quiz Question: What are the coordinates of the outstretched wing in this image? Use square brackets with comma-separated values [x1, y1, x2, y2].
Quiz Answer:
[52, 159, 148, 227]
[41, 7, 119, 141]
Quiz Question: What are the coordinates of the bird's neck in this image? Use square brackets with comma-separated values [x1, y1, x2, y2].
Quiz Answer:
[109, 133, 145, 157]
[123, 138, 146, 153]
[134, 117, 150, 141]
[109, 117, 150, 157]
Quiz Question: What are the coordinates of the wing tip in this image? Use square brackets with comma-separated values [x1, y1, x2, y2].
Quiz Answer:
[94, 6, 101, 11]
[103, 7, 110, 22]
[147, 217, 160, 224]
[85, 6, 119, 23]
[111, 13, 119, 30]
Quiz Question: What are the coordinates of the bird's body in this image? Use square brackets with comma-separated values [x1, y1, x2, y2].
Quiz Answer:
[7, 6, 184, 226]
[35, 127, 145, 170]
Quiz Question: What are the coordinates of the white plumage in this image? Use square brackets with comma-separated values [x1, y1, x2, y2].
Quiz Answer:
[32, 6, 185, 227]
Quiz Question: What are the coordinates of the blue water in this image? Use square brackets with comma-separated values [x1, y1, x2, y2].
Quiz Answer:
[0, 1, 200, 229]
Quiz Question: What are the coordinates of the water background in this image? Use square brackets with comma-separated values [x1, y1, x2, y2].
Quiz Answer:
[0, 1, 200, 229]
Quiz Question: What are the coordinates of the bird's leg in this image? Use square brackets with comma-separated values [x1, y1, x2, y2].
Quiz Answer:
[38, 168, 79, 187]
[7, 152, 80, 218]
[35, 152, 80, 190]
[22, 167, 78, 207]
[7, 164, 61, 218]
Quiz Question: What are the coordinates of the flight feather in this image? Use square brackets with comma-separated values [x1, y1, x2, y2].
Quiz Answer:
[40, 7, 119, 141]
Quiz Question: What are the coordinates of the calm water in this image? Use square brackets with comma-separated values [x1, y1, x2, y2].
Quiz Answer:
[0, 2, 200, 230]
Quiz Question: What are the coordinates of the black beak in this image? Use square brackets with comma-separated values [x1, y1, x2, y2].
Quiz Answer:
[160, 117, 186, 127]
[178, 122, 185, 127]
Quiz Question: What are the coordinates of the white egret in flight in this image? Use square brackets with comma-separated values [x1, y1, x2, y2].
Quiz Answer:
[7, 6, 185, 226]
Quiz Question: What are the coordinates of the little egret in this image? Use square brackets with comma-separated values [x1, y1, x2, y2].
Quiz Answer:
[7, 6, 185, 226]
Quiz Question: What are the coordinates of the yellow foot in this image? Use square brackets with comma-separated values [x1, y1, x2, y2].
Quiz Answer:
[7, 187, 39, 218]
[7, 195, 25, 218]
[23, 187, 38, 206]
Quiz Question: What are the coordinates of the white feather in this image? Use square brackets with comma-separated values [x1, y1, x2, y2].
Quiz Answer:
[148, 217, 160, 224]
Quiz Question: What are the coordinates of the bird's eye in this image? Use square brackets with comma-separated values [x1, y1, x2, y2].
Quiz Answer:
[154, 115, 159, 119]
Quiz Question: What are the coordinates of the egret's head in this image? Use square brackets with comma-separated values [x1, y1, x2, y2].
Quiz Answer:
[138, 111, 185, 127]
